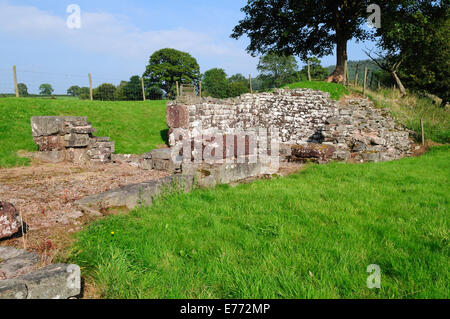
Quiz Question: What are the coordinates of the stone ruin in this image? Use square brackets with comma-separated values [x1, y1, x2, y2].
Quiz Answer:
[31, 116, 115, 164]
[166, 88, 414, 165]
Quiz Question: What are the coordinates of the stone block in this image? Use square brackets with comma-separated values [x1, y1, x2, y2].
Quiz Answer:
[0, 202, 22, 240]
[166, 104, 189, 128]
[31, 150, 66, 163]
[31, 116, 87, 137]
[291, 143, 336, 163]
[33, 136, 65, 151]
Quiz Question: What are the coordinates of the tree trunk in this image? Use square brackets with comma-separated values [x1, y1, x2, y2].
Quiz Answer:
[327, 34, 347, 83]
[391, 71, 406, 96]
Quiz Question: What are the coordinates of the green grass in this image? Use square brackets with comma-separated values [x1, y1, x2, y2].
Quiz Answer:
[0, 97, 168, 167]
[69, 146, 449, 299]
[286, 81, 349, 100]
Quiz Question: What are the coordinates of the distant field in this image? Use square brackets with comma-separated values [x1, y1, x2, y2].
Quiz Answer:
[69, 146, 450, 299]
[286, 81, 349, 100]
[0, 98, 167, 167]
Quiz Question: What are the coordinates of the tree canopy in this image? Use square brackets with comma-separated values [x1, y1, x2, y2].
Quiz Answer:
[202, 68, 229, 99]
[67, 85, 81, 96]
[93, 83, 116, 101]
[143, 48, 201, 98]
[39, 83, 54, 95]
[257, 53, 298, 89]
[232, 0, 374, 82]
[18, 83, 28, 96]
[374, 0, 450, 105]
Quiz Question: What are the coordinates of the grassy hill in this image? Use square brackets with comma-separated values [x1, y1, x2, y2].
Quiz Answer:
[69, 146, 450, 298]
[0, 98, 167, 167]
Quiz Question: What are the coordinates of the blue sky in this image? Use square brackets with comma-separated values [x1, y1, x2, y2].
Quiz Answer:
[0, 0, 376, 94]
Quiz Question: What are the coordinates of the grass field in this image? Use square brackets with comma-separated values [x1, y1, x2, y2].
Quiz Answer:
[69, 146, 449, 299]
[0, 98, 167, 167]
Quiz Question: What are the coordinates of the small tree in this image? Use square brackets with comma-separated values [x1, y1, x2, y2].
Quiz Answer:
[257, 53, 298, 89]
[93, 83, 116, 101]
[39, 83, 54, 95]
[78, 87, 91, 100]
[17, 83, 28, 96]
[143, 48, 201, 98]
[203, 68, 229, 99]
[67, 85, 81, 96]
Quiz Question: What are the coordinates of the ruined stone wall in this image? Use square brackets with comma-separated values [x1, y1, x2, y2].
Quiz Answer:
[167, 89, 413, 163]
[31, 116, 115, 164]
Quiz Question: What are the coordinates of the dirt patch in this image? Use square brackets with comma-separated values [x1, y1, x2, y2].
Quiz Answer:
[0, 161, 170, 259]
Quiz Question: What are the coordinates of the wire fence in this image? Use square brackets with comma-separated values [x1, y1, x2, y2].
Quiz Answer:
[0, 64, 398, 102]
[0, 66, 157, 101]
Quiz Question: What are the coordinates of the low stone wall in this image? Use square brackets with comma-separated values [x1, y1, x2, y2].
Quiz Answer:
[166, 89, 414, 163]
[0, 246, 81, 299]
[31, 116, 115, 164]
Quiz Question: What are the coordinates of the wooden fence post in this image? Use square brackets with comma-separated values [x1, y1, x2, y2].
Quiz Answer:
[13, 65, 19, 97]
[363, 66, 368, 96]
[249, 74, 253, 93]
[421, 119, 425, 145]
[354, 64, 359, 87]
[343, 60, 348, 86]
[199, 81, 202, 98]
[88, 73, 93, 101]
[369, 72, 374, 88]
[307, 60, 311, 82]
[141, 77, 146, 101]
[176, 81, 179, 97]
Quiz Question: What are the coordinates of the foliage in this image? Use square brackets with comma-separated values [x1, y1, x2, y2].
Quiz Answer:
[202, 68, 230, 99]
[0, 98, 167, 167]
[114, 81, 128, 101]
[257, 53, 298, 89]
[123, 76, 143, 101]
[67, 85, 81, 96]
[298, 57, 329, 81]
[69, 146, 450, 298]
[93, 83, 116, 101]
[231, 0, 375, 79]
[17, 83, 28, 96]
[228, 81, 250, 98]
[146, 86, 164, 100]
[39, 83, 54, 95]
[374, 0, 450, 105]
[143, 48, 201, 99]
[78, 87, 91, 100]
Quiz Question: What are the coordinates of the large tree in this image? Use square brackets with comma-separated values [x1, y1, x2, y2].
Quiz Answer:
[231, 0, 374, 83]
[143, 48, 201, 98]
[67, 85, 81, 96]
[39, 83, 54, 95]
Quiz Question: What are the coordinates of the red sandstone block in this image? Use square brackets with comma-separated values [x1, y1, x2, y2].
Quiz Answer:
[166, 104, 189, 128]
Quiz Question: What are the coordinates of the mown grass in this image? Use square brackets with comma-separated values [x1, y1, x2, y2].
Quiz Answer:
[286, 81, 349, 100]
[354, 87, 450, 144]
[0, 98, 167, 167]
[69, 146, 449, 299]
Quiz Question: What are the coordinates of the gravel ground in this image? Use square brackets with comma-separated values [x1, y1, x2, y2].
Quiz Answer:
[0, 161, 169, 256]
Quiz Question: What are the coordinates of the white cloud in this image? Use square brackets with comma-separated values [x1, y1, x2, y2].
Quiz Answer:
[0, 2, 257, 74]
